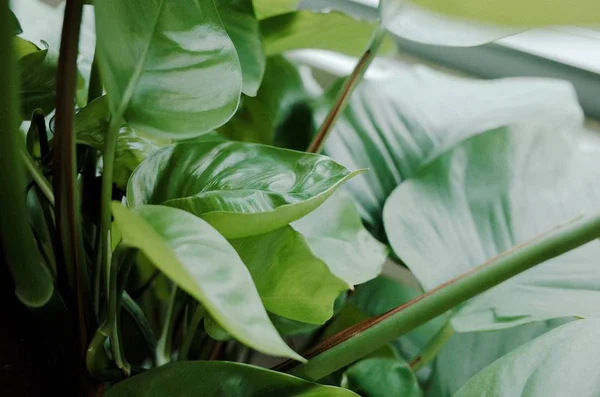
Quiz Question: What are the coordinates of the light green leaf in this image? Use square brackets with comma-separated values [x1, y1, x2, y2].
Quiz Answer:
[342, 358, 422, 397]
[253, 0, 298, 19]
[292, 191, 387, 286]
[219, 55, 308, 144]
[94, 0, 242, 138]
[104, 361, 358, 396]
[230, 226, 348, 324]
[319, 67, 583, 230]
[455, 320, 600, 397]
[217, 0, 265, 97]
[111, 203, 302, 361]
[127, 141, 360, 238]
[261, 11, 395, 57]
[383, 126, 600, 332]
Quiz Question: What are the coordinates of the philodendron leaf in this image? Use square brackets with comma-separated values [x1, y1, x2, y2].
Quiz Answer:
[111, 203, 302, 361]
[455, 320, 600, 397]
[319, 67, 583, 229]
[261, 11, 395, 57]
[292, 191, 387, 286]
[217, 0, 265, 97]
[104, 361, 359, 397]
[342, 358, 422, 397]
[94, 0, 242, 138]
[383, 126, 600, 332]
[230, 226, 348, 324]
[127, 141, 360, 239]
[253, 0, 298, 19]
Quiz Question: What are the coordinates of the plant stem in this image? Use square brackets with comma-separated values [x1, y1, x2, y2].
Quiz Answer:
[122, 291, 158, 356]
[274, 214, 600, 380]
[22, 147, 55, 205]
[156, 286, 184, 365]
[178, 305, 206, 361]
[307, 25, 387, 154]
[409, 321, 454, 372]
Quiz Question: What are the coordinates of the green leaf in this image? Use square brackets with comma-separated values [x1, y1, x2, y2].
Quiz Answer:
[9, 9, 22, 35]
[383, 126, 600, 332]
[94, 0, 242, 138]
[427, 319, 568, 397]
[111, 203, 302, 361]
[454, 320, 600, 397]
[219, 55, 308, 145]
[319, 68, 583, 230]
[342, 358, 422, 397]
[253, 0, 298, 19]
[75, 95, 163, 188]
[408, 0, 600, 26]
[230, 226, 348, 324]
[217, 0, 265, 97]
[104, 361, 359, 396]
[261, 11, 395, 57]
[292, 191, 387, 286]
[127, 141, 360, 238]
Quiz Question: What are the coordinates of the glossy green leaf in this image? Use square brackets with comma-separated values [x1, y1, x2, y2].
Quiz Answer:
[292, 192, 387, 286]
[261, 11, 395, 57]
[455, 320, 600, 397]
[428, 319, 568, 397]
[319, 68, 583, 230]
[383, 126, 600, 332]
[217, 0, 265, 96]
[75, 95, 163, 188]
[104, 361, 359, 396]
[230, 226, 347, 324]
[219, 55, 307, 144]
[127, 141, 360, 238]
[94, 0, 242, 138]
[342, 358, 422, 397]
[409, 0, 600, 26]
[111, 203, 302, 361]
[253, 0, 298, 19]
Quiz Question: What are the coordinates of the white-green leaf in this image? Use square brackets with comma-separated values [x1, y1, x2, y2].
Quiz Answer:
[111, 203, 303, 361]
[94, 0, 242, 138]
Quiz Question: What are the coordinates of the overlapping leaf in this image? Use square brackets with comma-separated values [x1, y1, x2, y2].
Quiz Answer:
[342, 358, 422, 397]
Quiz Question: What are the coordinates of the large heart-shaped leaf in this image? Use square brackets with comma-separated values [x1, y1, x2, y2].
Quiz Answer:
[230, 226, 347, 324]
[104, 361, 358, 396]
[455, 320, 600, 397]
[342, 358, 422, 397]
[319, 67, 583, 230]
[94, 0, 242, 138]
[217, 0, 265, 97]
[292, 191, 387, 286]
[383, 126, 600, 331]
[127, 141, 360, 238]
[261, 11, 395, 57]
[111, 203, 302, 361]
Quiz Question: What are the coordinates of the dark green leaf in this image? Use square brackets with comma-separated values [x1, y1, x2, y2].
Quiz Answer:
[94, 0, 242, 138]
[319, 68, 583, 229]
[104, 361, 359, 396]
[9, 9, 22, 35]
[127, 141, 360, 238]
[253, 0, 298, 19]
[342, 358, 422, 397]
[261, 11, 395, 57]
[111, 203, 302, 361]
[292, 191, 387, 286]
[383, 126, 600, 331]
[230, 226, 348, 324]
[454, 320, 600, 397]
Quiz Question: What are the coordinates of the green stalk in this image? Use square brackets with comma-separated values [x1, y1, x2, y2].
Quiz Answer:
[409, 321, 454, 372]
[22, 147, 55, 205]
[122, 291, 158, 355]
[275, 214, 600, 380]
[178, 305, 206, 361]
[156, 286, 184, 365]
[307, 25, 387, 154]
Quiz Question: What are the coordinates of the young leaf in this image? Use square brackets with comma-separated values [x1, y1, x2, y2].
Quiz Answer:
[454, 320, 600, 397]
[217, 0, 265, 97]
[94, 0, 242, 138]
[292, 192, 387, 286]
[383, 126, 600, 332]
[261, 11, 395, 57]
[230, 226, 348, 324]
[318, 68, 583, 229]
[341, 358, 422, 397]
[111, 203, 302, 361]
[127, 141, 360, 238]
[253, 0, 298, 19]
[104, 361, 359, 396]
